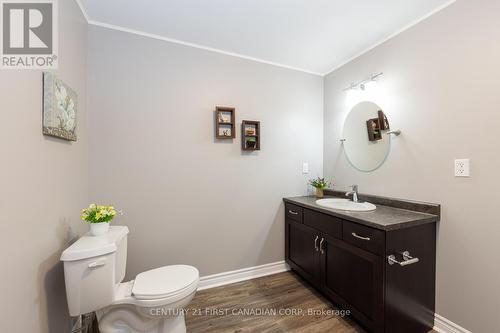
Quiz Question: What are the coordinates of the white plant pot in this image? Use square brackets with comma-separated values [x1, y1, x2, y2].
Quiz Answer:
[90, 222, 110, 236]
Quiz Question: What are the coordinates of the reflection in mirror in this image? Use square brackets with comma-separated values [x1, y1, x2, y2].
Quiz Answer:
[342, 101, 390, 172]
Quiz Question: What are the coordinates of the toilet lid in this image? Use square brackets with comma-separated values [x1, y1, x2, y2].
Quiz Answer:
[132, 265, 199, 300]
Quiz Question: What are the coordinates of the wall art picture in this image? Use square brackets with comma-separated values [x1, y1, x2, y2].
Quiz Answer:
[43, 72, 77, 141]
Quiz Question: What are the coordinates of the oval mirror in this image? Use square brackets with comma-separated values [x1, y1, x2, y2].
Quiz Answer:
[342, 101, 390, 172]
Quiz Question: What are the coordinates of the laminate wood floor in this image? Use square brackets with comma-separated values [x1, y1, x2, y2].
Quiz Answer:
[186, 271, 365, 333]
[186, 271, 437, 333]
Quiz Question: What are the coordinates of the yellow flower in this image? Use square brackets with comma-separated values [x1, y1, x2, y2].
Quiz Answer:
[81, 203, 120, 223]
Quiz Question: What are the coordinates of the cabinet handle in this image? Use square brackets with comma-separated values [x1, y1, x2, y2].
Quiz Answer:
[314, 236, 319, 251]
[351, 232, 371, 241]
[288, 210, 299, 215]
[319, 238, 325, 255]
[387, 251, 419, 266]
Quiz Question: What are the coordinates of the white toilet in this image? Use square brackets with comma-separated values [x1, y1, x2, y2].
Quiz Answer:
[61, 226, 199, 333]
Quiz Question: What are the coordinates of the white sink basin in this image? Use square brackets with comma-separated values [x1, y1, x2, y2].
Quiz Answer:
[315, 198, 376, 212]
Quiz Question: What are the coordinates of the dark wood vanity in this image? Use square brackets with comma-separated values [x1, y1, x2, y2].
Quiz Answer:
[284, 193, 440, 333]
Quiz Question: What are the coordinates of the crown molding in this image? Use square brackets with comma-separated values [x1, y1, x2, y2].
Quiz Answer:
[86, 20, 323, 76]
[322, 0, 457, 76]
[74, 0, 89, 22]
[76, 0, 457, 77]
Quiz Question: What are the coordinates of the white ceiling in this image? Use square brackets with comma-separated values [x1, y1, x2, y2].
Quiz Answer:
[79, 0, 454, 75]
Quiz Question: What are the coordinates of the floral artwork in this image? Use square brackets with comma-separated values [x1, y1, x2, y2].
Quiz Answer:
[43, 72, 77, 141]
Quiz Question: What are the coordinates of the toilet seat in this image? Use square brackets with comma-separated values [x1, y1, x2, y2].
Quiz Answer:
[132, 265, 199, 301]
[109, 265, 199, 308]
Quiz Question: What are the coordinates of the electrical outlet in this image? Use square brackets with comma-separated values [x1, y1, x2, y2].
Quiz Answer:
[454, 159, 470, 177]
[302, 162, 309, 174]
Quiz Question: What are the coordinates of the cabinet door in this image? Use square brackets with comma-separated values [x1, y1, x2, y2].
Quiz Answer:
[286, 220, 321, 282]
[385, 224, 436, 333]
[321, 236, 384, 332]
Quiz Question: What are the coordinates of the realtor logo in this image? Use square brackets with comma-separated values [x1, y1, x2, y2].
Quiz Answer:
[1, 0, 58, 69]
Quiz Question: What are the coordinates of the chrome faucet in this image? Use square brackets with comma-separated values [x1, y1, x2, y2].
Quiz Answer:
[345, 185, 359, 203]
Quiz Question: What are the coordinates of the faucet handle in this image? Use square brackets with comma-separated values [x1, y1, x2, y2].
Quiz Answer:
[347, 185, 359, 203]
[345, 185, 357, 195]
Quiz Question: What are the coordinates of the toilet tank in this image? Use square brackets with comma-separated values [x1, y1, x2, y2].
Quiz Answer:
[61, 226, 129, 316]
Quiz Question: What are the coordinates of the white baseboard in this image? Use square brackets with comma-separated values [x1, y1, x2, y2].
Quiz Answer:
[198, 261, 290, 291]
[434, 314, 472, 333]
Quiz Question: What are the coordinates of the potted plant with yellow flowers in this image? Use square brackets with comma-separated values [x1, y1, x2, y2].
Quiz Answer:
[81, 204, 120, 236]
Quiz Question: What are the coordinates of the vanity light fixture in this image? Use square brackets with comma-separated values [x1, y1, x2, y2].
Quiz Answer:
[343, 72, 383, 91]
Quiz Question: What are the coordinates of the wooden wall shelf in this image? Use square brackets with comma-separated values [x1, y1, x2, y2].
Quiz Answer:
[215, 106, 235, 139]
[242, 120, 260, 151]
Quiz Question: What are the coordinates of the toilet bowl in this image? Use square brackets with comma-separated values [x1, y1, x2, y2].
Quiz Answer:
[61, 226, 199, 333]
[98, 265, 199, 333]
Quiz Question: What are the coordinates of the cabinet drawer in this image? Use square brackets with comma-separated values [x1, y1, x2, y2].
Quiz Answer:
[304, 209, 342, 239]
[343, 221, 385, 256]
[285, 203, 303, 223]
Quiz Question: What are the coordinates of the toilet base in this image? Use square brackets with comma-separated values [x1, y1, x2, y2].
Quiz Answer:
[97, 305, 187, 333]
[158, 313, 186, 333]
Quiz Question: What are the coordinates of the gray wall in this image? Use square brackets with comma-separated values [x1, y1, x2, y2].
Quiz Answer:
[324, 1, 500, 332]
[87, 26, 323, 279]
[0, 1, 88, 332]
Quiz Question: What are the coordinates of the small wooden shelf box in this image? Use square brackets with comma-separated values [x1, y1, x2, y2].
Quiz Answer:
[242, 120, 260, 151]
[215, 106, 236, 139]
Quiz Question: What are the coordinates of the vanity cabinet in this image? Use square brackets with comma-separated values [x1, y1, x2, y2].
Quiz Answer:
[284, 202, 437, 333]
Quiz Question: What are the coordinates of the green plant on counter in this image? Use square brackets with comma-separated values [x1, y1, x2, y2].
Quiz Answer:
[308, 177, 330, 189]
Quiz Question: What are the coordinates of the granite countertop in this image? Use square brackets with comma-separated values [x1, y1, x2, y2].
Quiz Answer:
[283, 195, 440, 231]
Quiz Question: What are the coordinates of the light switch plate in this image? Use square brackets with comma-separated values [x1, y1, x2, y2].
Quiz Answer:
[455, 159, 470, 177]
[302, 162, 309, 174]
